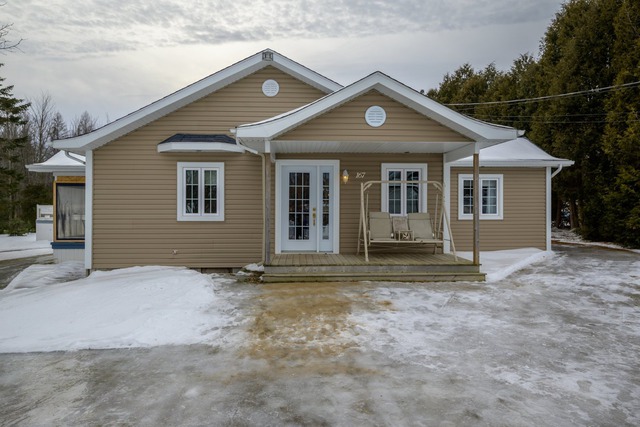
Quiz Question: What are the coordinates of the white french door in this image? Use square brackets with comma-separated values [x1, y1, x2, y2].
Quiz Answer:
[277, 161, 339, 253]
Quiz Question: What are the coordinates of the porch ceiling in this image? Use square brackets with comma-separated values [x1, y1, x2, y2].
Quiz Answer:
[269, 140, 472, 154]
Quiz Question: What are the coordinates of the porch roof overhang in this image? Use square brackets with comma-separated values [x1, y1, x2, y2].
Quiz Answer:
[263, 139, 475, 154]
[26, 151, 86, 174]
[448, 138, 575, 168]
[235, 72, 524, 154]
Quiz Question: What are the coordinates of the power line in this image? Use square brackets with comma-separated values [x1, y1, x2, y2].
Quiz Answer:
[444, 81, 640, 107]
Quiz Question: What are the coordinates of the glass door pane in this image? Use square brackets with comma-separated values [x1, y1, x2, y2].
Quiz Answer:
[288, 172, 311, 240]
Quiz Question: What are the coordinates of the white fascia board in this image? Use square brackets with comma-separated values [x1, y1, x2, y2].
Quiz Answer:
[269, 52, 342, 93]
[27, 164, 86, 174]
[450, 159, 575, 168]
[236, 72, 521, 143]
[157, 142, 245, 153]
[53, 49, 341, 153]
[372, 79, 520, 142]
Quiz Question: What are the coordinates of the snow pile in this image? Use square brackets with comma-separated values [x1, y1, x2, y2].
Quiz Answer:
[0, 234, 52, 261]
[0, 266, 239, 353]
[4, 261, 85, 291]
[459, 248, 551, 282]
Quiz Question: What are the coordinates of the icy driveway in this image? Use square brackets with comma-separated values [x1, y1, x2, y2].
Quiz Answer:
[1, 245, 639, 426]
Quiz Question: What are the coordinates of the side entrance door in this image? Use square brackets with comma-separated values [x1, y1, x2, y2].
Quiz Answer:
[279, 162, 337, 253]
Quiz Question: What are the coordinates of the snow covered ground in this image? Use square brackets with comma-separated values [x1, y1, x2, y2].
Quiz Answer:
[0, 238, 638, 425]
[0, 234, 52, 261]
[0, 246, 547, 353]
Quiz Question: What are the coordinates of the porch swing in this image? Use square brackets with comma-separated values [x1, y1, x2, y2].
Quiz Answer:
[357, 180, 458, 262]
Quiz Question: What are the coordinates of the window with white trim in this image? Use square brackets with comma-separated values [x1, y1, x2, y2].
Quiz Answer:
[458, 174, 503, 220]
[177, 162, 224, 221]
[381, 164, 427, 215]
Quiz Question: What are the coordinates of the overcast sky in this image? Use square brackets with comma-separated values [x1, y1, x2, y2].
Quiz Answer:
[3, 0, 563, 126]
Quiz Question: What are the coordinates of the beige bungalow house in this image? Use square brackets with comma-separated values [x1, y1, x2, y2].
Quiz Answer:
[51, 49, 572, 281]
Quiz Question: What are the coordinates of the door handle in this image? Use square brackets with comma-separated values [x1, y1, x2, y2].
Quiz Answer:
[312, 207, 316, 226]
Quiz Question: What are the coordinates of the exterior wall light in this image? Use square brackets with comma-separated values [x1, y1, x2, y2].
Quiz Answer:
[342, 169, 349, 184]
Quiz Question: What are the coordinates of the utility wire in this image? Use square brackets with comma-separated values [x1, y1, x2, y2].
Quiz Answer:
[444, 80, 640, 107]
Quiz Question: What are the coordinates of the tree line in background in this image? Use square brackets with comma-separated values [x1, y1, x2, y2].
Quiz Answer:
[0, 79, 99, 234]
[427, 0, 640, 248]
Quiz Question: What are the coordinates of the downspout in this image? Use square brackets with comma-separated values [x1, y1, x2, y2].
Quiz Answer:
[551, 164, 564, 179]
[64, 150, 86, 165]
[233, 129, 268, 264]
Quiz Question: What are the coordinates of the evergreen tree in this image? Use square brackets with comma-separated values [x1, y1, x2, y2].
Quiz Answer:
[530, 0, 618, 239]
[0, 66, 30, 232]
[602, 0, 640, 247]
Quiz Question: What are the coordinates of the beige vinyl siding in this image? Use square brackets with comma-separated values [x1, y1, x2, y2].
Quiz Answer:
[279, 90, 472, 143]
[450, 168, 547, 251]
[274, 153, 443, 254]
[92, 67, 326, 269]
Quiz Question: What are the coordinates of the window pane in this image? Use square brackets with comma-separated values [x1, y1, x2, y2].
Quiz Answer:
[389, 184, 402, 214]
[322, 172, 330, 240]
[203, 170, 217, 214]
[406, 170, 420, 214]
[56, 184, 85, 240]
[463, 180, 474, 215]
[185, 169, 199, 214]
[482, 179, 498, 214]
[288, 172, 310, 240]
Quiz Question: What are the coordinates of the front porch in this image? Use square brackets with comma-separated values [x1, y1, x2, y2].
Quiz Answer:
[263, 252, 484, 283]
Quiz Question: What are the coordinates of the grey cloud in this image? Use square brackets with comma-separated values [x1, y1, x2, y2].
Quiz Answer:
[5, 0, 561, 56]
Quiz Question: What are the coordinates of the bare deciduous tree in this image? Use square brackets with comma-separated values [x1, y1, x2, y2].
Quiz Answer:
[71, 111, 98, 136]
[28, 93, 56, 163]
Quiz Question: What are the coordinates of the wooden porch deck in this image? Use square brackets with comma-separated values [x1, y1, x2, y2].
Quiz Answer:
[263, 252, 485, 283]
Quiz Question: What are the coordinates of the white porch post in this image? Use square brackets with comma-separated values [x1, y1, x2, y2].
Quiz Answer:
[473, 143, 480, 266]
[84, 150, 93, 273]
[443, 160, 451, 253]
[263, 141, 273, 265]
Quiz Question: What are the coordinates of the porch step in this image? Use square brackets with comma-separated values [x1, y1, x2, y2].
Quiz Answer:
[266, 263, 480, 275]
[262, 271, 486, 283]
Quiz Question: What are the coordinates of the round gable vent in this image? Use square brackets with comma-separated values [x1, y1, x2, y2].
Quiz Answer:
[365, 105, 386, 127]
[262, 79, 280, 97]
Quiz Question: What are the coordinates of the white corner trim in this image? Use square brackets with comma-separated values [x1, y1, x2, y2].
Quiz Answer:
[546, 167, 552, 251]
[84, 150, 93, 271]
[443, 161, 451, 253]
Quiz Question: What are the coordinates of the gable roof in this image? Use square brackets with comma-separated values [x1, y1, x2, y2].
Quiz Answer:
[235, 72, 524, 153]
[53, 49, 342, 153]
[449, 137, 574, 167]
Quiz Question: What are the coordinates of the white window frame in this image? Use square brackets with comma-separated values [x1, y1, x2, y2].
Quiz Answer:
[381, 163, 428, 216]
[177, 162, 224, 221]
[458, 174, 503, 220]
